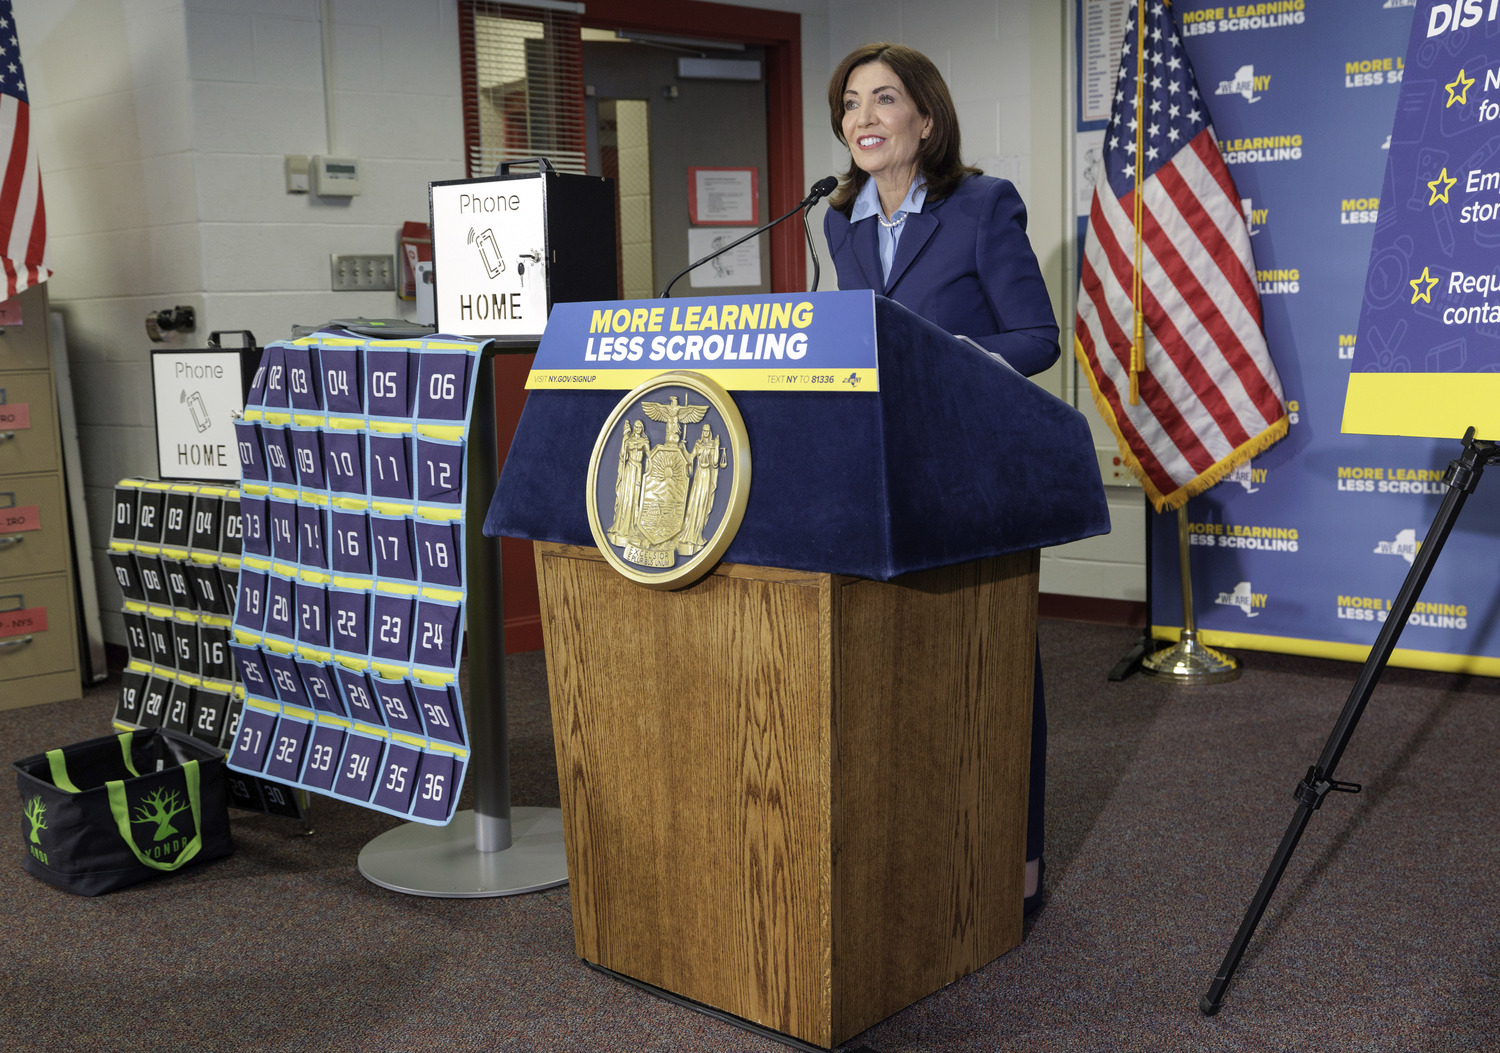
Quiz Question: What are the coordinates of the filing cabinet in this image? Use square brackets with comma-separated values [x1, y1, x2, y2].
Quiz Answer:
[0, 283, 83, 709]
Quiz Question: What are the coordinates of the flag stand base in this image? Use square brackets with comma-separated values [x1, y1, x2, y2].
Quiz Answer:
[1140, 628, 1240, 684]
[1143, 506, 1242, 685]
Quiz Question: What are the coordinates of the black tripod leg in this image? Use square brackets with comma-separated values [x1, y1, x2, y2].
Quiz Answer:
[1199, 431, 1498, 1015]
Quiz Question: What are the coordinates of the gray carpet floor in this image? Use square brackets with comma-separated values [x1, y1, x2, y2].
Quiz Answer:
[3, 619, 1497, 1052]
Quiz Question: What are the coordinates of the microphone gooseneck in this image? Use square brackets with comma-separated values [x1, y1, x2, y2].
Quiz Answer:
[660, 177, 838, 298]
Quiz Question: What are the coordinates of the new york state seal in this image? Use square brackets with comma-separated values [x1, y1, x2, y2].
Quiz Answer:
[586, 371, 750, 589]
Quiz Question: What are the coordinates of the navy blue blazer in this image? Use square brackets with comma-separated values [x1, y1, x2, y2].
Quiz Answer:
[823, 174, 1060, 378]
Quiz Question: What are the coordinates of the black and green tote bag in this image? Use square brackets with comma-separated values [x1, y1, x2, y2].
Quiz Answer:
[14, 727, 232, 896]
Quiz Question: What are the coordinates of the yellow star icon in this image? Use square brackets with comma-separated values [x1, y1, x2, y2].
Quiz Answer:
[1428, 167, 1457, 204]
[1410, 266, 1438, 305]
[1446, 68, 1475, 107]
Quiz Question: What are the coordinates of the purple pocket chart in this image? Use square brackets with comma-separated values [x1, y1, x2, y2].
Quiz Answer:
[334, 664, 383, 726]
[370, 743, 423, 814]
[414, 519, 462, 588]
[329, 508, 373, 577]
[296, 657, 344, 716]
[370, 593, 416, 664]
[367, 432, 413, 501]
[230, 643, 274, 699]
[415, 438, 463, 505]
[296, 504, 328, 570]
[229, 706, 279, 773]
[262, 426, 297, 486]
[262, 650, 308, 708]
[370, 515, 418, 583]
[302, 725, 345, 790]
[291, 428, 327, 491]
[409, 751, 458, 822]
[239, 496, 270, 557]
[333, 734, 384, 802]
[246, 352, 272, 408]
[268, 500, 299, 563]
[263, 574, 297, 642]
[413, 600, 462, 670]
[322, 429, 365, 495]
[416, 352, 473, 421]
[328, 588, 371, 656]
[370, 675, 424, 736]
[412, 682, 465, 746]
[365, 348, 413, 418]
[234, 421, 268, 482]
[295, 582, 330, 650]
[264, 716, 312, 784]
[284, 345, 322, 412]
[320, 346, 363, 415]
[260, 345, 289, 409]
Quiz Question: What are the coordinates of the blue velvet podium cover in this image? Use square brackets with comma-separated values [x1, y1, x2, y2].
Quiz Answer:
[487, 295, 1110, 579]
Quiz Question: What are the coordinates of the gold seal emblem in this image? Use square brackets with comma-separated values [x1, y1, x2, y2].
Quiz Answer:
[586, 371, 750, 589]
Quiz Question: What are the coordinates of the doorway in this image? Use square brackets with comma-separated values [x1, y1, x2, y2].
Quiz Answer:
[583, 34, 771, 299]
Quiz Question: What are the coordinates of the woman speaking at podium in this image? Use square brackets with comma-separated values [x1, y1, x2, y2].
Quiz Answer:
[824, 43, 1060, 914]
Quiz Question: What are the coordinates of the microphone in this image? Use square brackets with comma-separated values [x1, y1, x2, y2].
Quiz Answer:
[659, 177, 838, 298]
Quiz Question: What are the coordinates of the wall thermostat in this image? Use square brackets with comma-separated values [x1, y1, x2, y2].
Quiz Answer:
[311, 155, 362, 197]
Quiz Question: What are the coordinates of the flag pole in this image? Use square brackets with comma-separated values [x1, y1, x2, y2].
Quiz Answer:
[1140, 505, 1239, 683]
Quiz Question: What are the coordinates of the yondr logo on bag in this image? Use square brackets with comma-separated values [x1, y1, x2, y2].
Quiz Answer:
[127, 784, 197, 862]
[23, 794, 47, 864]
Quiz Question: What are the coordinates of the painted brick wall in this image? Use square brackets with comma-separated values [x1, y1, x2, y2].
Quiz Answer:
[19, 0, 1140, 647]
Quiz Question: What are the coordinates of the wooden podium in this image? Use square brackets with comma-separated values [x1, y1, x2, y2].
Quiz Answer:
[535, 541, 1038, 1048]
[487, 292, 1110, 1049]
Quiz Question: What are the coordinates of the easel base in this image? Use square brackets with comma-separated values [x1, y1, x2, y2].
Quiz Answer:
[357, 806, 568, 898]
[1141, 630, 1241, 684]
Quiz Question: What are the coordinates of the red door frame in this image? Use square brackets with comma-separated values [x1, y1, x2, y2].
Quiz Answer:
[582, 0, 806, 293]
[489, 1, 805, 653]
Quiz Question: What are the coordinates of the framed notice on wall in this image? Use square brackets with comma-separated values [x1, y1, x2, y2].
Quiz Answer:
[150, 348, 253, 482]
[688, 167, 758, 226]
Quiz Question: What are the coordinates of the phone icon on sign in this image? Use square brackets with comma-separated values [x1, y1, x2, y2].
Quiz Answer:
[476, 229, 504, 279]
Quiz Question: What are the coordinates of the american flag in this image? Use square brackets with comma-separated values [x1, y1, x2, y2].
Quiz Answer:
[0, 1, 47, 299]
[1074, 0, 1285, 511]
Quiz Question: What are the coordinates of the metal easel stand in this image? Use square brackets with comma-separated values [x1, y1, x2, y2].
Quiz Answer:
[1140, 505, 1240, 684]
[1200, 428, 1500, 1014]
[358, 349, 567, 897]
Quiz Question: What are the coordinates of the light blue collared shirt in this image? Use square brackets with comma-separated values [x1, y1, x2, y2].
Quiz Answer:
[850, 178, 928, 285]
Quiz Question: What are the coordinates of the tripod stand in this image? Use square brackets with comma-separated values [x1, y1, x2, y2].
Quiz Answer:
[1200, 428, 1500, 1015]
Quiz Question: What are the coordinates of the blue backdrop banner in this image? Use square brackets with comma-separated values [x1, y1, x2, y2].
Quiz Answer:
[1126, 0, 1500, 675]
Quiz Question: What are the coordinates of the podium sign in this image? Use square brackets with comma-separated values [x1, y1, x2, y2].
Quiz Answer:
[1345, 2, 1500, 439]
[527, 292, 880, 391]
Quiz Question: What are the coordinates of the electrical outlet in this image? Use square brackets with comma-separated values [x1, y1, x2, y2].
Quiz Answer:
[331, 254, 395, 292]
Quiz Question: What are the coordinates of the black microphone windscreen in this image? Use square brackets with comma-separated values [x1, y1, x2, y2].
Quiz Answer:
[810, 176, 838, 199]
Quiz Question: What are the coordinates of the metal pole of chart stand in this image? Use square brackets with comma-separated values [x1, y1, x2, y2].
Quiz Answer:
[357, 348, 568, 897]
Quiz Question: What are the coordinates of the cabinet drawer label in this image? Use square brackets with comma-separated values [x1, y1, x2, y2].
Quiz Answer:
[0, 504, 39, 533]
[0, 606, 46, 638]
[0, 402, 29, 429]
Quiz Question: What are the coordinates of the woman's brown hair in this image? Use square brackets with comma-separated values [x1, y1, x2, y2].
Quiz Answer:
[826, 43, 980, 215]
